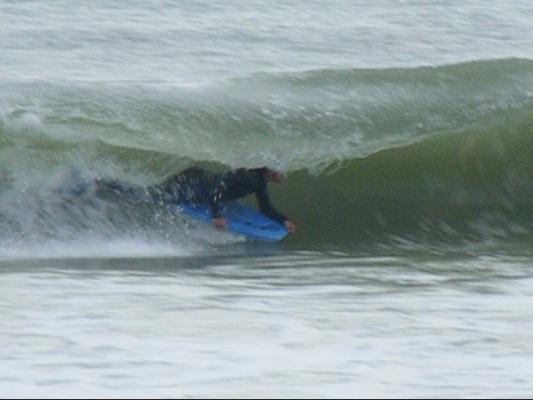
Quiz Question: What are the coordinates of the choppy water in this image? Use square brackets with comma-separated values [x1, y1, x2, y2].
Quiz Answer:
[1, 0, 533, 398]
[3, 250, 533, 398]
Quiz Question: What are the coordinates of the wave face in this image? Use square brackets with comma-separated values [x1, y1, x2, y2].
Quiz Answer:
[1, 59, 533, 249]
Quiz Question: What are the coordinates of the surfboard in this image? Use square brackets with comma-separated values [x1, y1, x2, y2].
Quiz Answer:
[175, 202, 288, 242]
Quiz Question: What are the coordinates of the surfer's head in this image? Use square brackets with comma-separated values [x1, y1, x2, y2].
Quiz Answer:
[260, 167, 283, 183]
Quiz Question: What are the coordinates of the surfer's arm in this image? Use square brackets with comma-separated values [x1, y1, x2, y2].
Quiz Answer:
[284, 220, 296, 234]
[213, 217, 227, 228]
[208, 197, 228, 229]
[255, 187, 288, 224]
[208, 183, 228, 228]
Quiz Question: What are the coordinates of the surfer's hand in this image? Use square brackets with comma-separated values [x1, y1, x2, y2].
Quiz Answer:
[284, 220, 296, 234]
[213, 217, 228, 229]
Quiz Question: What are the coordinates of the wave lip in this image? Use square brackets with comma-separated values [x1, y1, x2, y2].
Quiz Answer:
[1, 58, 533, 168]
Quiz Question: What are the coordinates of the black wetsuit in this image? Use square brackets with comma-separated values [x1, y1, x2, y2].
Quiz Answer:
[97, 167, 288, 224]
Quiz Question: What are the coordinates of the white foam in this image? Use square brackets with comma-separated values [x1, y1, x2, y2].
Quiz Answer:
[0, 238, 199, 261]
[4, 111, 43, 139]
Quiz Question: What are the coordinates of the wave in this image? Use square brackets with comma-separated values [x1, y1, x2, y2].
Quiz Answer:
[1, 58, 533, 248]
[277, 107, 533, 246]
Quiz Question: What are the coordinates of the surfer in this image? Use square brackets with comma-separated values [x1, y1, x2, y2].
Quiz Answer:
[96, 167, 297, 234]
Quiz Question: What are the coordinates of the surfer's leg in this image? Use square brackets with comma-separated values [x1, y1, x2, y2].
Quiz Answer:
[94, 177, 148, 201]
[156, 167, 212, 205]
[58, 168, 93, 196]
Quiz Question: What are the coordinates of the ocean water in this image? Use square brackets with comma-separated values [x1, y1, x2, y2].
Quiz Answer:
[1, 0, 533, 397]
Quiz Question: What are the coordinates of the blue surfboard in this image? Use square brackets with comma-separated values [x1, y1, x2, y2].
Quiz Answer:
[175, 202, 288, 242]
